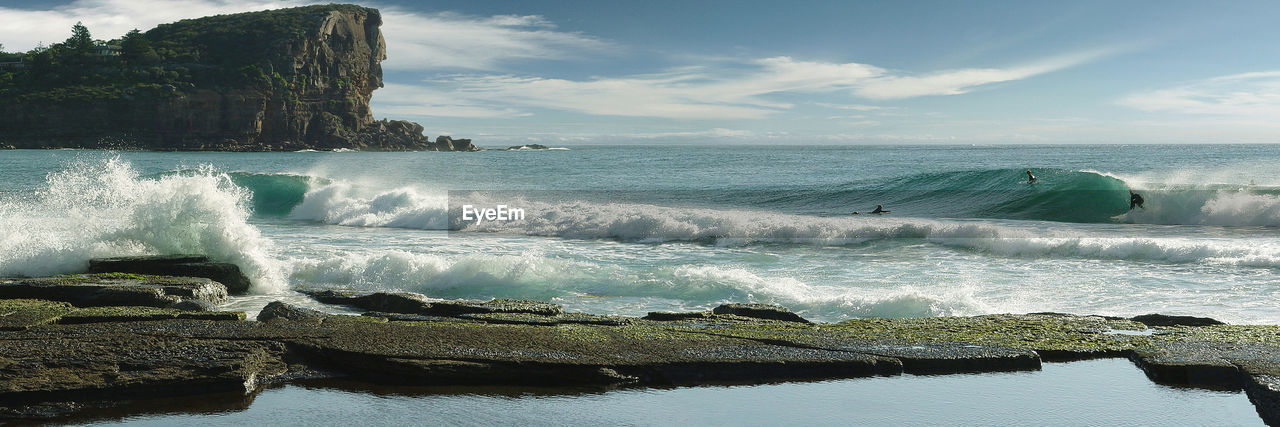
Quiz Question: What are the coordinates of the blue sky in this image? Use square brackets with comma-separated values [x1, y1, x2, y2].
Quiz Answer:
[3, 0, 1280, 144]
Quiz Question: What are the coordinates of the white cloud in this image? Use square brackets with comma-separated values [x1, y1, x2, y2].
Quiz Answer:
[1119, 71, 1280, 117]
[853, 48, 1119, 99]
[378, 11, 611, 71]
[815, 103, 892, 111]
[380, 51, 1113, 120]
[0, 0, 304, 50]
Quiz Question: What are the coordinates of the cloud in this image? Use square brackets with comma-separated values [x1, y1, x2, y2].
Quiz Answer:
[853, 47, 1120, 99]
[815, 103, 892, 111]
[0, 0, 303, 50]
[0, 0, 608, 72]
[1119, 71, 1280, 117]
[380, 51, 1114, 120]
[378, 11, 612, 71]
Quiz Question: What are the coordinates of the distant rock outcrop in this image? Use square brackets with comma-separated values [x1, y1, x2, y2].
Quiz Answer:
[0, 5, 468, 151]
[434, 135, 480, 152]
[505, 144, 550, 150]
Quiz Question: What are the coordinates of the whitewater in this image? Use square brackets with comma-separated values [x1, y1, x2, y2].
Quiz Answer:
[3, 144, 1280, 323]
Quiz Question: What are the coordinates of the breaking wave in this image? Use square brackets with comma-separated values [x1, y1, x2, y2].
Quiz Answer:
[0, 157, 286, 292]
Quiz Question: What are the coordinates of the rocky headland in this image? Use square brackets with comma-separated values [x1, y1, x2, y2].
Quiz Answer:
[0, 5, 476, 152]
[1, 256, 1279, 423]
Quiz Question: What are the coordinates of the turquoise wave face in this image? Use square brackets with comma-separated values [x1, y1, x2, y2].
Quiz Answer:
[737, 168, 1135, 223]
[226, 172, 314, 217]
[150, 170, 317, 217]
[884, 168, 1134, 223]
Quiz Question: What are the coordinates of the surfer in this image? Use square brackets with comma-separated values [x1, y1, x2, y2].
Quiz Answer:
[852, 204, 890, 215]
[1026, 170, 1036, 184]
[1129, 192, 1144, 210]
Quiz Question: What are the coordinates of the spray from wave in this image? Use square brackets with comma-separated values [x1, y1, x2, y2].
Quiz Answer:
[0, 157, 285, 292]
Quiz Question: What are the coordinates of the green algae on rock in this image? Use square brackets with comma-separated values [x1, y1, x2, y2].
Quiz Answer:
[2, 291, 1280, 423]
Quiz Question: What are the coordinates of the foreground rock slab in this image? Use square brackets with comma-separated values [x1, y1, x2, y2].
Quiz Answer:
[0, 273, 229, 309]
[1, 289, 1279, 423]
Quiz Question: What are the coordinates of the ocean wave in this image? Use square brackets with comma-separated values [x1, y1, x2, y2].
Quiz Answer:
[286, 182, 449, 229]
[287, 252, 987, 319]
[224, 170, 1280, 267]
[456, 199, 1280, 267]
[224, 167, 1280, 227]
[0, 157, 286, 292]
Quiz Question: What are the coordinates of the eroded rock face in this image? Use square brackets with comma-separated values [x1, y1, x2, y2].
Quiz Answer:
[0, 273, 228, 308]
[0, 5, 467, 152]
[257, 301, 329, 324]
[89, 255, 252, 294]
[712, 303, 810, 323]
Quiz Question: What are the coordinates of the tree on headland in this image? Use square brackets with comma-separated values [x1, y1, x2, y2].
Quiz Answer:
[66, 22, 95, 57]
[120, 29, 159, 65]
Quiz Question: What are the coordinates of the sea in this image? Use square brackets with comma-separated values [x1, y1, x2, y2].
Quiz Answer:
[2, 143, 1280, 324]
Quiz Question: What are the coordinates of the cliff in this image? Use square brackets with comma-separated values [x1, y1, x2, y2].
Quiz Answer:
[0, 5, 476, 151]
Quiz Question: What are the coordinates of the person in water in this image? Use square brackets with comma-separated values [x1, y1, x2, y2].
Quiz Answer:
[852, 204, 890, 215]
[1130, 192, 1144, 210]
[1026, 170, 1036, 183]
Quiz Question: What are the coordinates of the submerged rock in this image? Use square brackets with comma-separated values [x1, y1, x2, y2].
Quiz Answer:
[89, 255, 253, 294]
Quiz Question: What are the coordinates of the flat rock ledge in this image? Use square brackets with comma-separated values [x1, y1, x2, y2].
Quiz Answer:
[0, 273, 229, 309]
[1, 284, 1279, 424]
[89, 255, 253, 294]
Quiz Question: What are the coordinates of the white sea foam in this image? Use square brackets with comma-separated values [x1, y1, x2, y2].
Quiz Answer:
[287, 181, 450, 229]
[1095, 168, 1280, 226]
[0, 157, 285, 292]
[285, 248, 993, 319]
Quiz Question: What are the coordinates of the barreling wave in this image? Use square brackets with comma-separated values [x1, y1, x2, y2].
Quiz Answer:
[216, 167, 1280, 228]
[748, 168, 1133, 223]
[0, 158, 286, 292]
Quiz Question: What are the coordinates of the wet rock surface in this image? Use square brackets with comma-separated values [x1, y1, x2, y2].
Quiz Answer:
[256, 301, 330, 324]
[1, 282, 1279, 423]
[1130, 313, 1225, 327]
[299, 288, 563, 317]
[712, 303, 810, 323]
[89, 255, 252, 294]
[0, 273, 229, 307]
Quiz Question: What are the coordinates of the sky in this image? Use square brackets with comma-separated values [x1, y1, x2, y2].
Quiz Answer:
[3, 0, 1280, 145]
